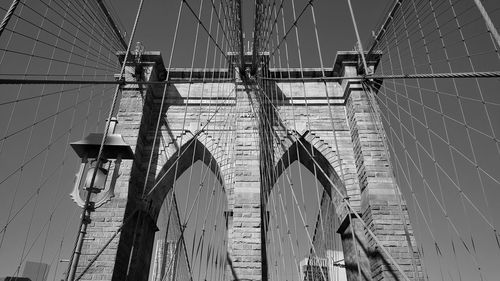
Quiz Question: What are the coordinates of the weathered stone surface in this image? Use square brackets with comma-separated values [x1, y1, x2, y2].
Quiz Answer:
[78, 51, 422, 281]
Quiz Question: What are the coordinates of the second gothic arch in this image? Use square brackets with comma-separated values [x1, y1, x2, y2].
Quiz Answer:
[271, 131, 349, 221]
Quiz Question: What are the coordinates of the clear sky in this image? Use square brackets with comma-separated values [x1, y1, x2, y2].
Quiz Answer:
[0, 1, 499, 281]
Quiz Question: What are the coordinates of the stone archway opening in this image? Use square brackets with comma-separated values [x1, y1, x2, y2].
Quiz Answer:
[266, 160, 347, 281]
[266, 134, 374, 281]
[149, 160, 228, 281]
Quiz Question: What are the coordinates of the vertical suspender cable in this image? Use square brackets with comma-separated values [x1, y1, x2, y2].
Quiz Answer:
[237, 0, 245, 70]
[346, 0, 370, 75]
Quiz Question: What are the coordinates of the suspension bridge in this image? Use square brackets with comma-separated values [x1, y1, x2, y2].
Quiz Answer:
[0, 0, 499, 281]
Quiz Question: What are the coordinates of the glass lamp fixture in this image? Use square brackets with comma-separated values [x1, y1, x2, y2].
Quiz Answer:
[84, 165, 108, 191]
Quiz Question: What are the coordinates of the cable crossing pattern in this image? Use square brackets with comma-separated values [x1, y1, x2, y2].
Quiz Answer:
[0, 1, 499, 281]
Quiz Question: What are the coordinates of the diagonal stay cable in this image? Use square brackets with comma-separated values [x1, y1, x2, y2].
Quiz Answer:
[75, 82, 237, 279]
[250, 79, 334, 281]
[41, 0, 122, 51]
[66, 0, 125, 50]
[253, 76, 415, 281]
[369, 80, 499, 228]
[2, 27, 119, 70]
[269, 0, 315, 57]
[371, 79, 496, 270]
[208, 0, 232, 53]
[5, 2, 121, 59]
[0, 90, 114, 233]
[74, 209, 140, 281]
[380, 78, 500, 107]
[370, 79, 500, 187]
[259, 0, 285, 54]
[0, 0, 21, 38]
[0, 84, 95, 107]
[183, 0, 229, 60]
[145, 86, 236, 199]
[374, 77, 497, 235]
[40, 0, 123, 52]
[0, 88, 114, 144]
[64, 1, 146, 278]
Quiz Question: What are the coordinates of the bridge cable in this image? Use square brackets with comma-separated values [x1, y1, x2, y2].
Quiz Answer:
[2, 0, 83, 261]
[19, 13, 107, 277]
[253, 71, 416, 281]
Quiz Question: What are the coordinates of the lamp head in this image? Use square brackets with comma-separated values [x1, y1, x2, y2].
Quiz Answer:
[70, 133, 134, 160]
[84, 164, 108, 191]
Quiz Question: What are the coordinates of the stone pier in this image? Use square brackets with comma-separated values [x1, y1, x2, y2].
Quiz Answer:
[77, 51, 422, 281]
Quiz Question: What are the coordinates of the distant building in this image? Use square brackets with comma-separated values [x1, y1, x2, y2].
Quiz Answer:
[299, 251, 347, 281]
[300, 257, 330, 281]
[326, 250, 346, 281]
[151, 239, 166, 281]
[149, 239, 179, 281]
[0, 261, 49, 281]
[22, 261, 49, 281]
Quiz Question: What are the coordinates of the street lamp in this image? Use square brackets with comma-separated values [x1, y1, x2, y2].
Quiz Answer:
[83, 161, 108, 191]
[66, 130, 134, 281]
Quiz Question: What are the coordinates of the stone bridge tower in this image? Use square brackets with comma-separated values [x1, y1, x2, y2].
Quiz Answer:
[76, 50, 422, 281]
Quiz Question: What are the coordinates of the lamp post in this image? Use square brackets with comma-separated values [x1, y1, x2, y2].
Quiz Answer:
[66, 128, 134, 281]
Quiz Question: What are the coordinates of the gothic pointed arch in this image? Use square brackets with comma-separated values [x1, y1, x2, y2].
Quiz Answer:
[147, 131, 228, 216]
[111, 130, 229, 281]
[269, 131, 373, 281]
[271, 131, 349, 220]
